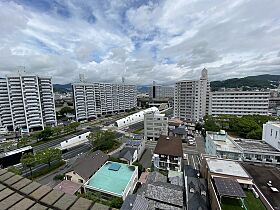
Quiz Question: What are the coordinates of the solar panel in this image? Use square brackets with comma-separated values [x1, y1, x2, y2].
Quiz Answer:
[214, 177, 246, 198]
[108, 163, 121, 171]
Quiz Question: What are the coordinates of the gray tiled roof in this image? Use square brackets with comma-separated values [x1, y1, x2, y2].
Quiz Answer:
[69, 150, 109, 180]
[121, 194, 149, 210]
[119, 147, 137, 161]
[0, 169, 101, 210]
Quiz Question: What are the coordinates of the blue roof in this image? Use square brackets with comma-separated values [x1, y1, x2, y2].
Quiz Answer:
[126, 140, 141, 146]
[109, 163, 121, 171]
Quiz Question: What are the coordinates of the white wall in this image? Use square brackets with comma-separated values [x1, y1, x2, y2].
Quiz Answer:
[263, 122, 280, 151]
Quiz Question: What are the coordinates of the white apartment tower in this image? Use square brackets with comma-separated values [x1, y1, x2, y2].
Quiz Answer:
[174, 68, 210, 121]
[0, 74, 56, 132]
[72, 82, 137, 121]
[209, 90, 270, 116]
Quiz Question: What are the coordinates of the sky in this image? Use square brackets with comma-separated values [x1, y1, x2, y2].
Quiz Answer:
[0, 0, 280, 84]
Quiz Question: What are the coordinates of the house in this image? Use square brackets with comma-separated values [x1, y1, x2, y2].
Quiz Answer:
[184, 165, 209, 210]
[170, 126, 187, 141]
[137, 172, 184, 210]
[65, 150, 108, 184]
[125, 139, 145, 160]
[120, 194, 149, 210]
[153, 135, 183, 171]
[168, 118, 183, 130]
[119, 147, 138, 164]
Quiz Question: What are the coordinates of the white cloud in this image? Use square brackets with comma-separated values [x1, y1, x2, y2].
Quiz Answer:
[0, 0, 279, 84]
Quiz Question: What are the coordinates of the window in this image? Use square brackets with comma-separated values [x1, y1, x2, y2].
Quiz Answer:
[78, 179, 83, 183]
[66, 175, 72, 180]
[276, 131, 278, 139]
[271, 129, 273, 136]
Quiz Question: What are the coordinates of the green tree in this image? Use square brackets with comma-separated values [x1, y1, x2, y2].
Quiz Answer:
[60, 106, 74, 116]
[17, 136, 29, 148]
[52, 126, 63, 137]
[21, 153, 37, 177]
[36, 127, 53, 141]
[7, 166, 22, 175]
[68, 122, 80, 132]
[89, 131, 120, 152]
[36, 148, 62, 167]
[110, 197, 123, 208]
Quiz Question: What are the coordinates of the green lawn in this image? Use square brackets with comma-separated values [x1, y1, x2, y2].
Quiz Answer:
[221, 190, 266, 210]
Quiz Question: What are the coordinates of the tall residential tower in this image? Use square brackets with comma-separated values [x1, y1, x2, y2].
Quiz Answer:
[0, 74, 56, 132]
[174, 68, 210, 121]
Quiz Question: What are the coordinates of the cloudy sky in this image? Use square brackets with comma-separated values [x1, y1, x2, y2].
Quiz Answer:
[0, 0, 280, 84]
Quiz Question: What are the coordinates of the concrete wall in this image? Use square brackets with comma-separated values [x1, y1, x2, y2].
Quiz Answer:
[263, 122, 280, 151]
[65, 171, 85, 184]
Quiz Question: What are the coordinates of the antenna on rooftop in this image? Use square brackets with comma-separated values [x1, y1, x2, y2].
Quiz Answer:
[17, 66, 26, 75]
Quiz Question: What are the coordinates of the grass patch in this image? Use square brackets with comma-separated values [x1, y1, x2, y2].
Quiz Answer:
[221, 190, 266, 210]
[132, 128, 143, 134]
[28, 160, 65, 179]
[78, 192, 123, 208]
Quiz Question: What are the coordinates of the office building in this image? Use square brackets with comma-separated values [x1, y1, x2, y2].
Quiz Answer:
[209, 90, 270, 116]
[153, 135, 183, 172]
[0, 74, 56, 132]
[263, 121, 280, 151]
[144, 111, 168, 141]
[149, 81, 174, 99]
[174, 68, 210, 121]
[72, 82, 137, 121]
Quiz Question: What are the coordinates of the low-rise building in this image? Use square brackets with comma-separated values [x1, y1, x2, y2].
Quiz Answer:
[125, 140, 145, 160]
[206, 130, 280, 165]
[65, 150, 108, 184]
[118, 147, 138, 164]
[144, 111, 168, 141]
[205, 130, 243, 160]
[262, 121, 280, 151]
[84, 161, 138, 200]
[168, 118, 183, 130]
[153, 135, 183, 172]
[170, 126, 187, 141]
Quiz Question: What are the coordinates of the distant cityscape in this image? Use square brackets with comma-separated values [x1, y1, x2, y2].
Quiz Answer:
[0, 68, 279, 210]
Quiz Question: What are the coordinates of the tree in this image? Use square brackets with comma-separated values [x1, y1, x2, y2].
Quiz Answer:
[21, 153, 37, 177]
[52, 126, 63, 137]
[68, 122, 80, 132]
[60, 106, 74, 116]
[110, 197, 123, 208]
[17, 136, 29, 148]
[7, 166, 21, 175]
[89, 131, 120, 152]
[36, 127, 53, 141]
[36, 148, 62, 167]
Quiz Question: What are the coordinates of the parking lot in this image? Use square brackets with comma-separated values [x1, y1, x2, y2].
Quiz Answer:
[184, 153, 201, 170]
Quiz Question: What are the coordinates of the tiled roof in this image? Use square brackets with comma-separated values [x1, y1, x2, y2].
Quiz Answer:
[121, 194, 149, 210]
[69, 150, 109, 180]
[53, 180, 82, 195]
[0, 169, 96, 210]
[154, 135, 183, 157]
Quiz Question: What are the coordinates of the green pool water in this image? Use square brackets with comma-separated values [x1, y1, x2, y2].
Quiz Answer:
[86, 161, 136, 196]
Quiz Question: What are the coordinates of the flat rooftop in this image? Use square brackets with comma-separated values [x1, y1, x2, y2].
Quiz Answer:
[242, 163, 280, 209]
[234, 139, 280, 153]
[206, 158, 250, 178]
[208, 132, 241, 154]
[85, 161, 136, 197]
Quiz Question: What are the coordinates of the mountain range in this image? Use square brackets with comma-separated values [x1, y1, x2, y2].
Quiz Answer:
[53, 74, 280, 93]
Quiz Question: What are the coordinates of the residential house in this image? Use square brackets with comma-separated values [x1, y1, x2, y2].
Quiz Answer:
[125, 140, 145, 160]
[119, 147, 138, 165]
[120, 194, 149, 210]
[153, 135, 183, 172]
[65, 150, 108, 185]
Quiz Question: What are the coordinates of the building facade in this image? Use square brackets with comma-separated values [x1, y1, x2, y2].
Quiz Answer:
[0, 74, 56, 132]
[72, 82, 137, 121]
[209, 90, 270, 116]
[149, 81, 174, 99]
[174, 68, 210, 121]
[144, 111, 168, 141]
[263, 121, 280, 151]
[153, 135, 183, 172]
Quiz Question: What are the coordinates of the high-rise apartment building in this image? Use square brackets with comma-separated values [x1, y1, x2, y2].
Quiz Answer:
[72, 82, 137, 121]
[0, 74, 56, 132]
[149, 81, 174, 99]
[209, 90, 270, 116]
[174, 68, 210, 121]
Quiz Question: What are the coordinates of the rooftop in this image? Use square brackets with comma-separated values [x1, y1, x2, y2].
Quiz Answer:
[154, 135, 183, 157]
[213, 177, 246, 198]
[206, 158, 250, 178]
[234, 139, 280, 153]
[85, 161, 137, 197]
[120, 194, 149, 210]
[0, 169, 96, 210]
[68, 150, 109, 180]
[53, 180, 82, 195]
[242, 163, 280, 209]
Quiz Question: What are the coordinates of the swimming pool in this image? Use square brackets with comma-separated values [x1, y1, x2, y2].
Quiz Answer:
[85, 161, 137, 197]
